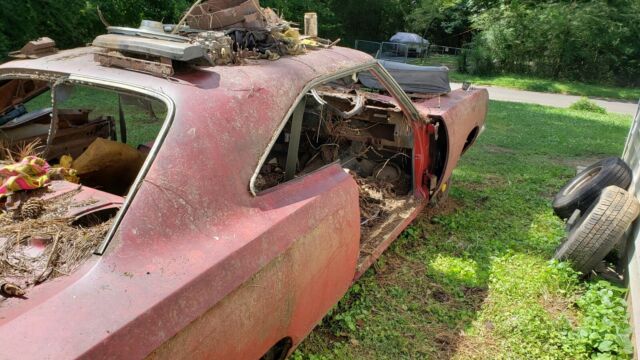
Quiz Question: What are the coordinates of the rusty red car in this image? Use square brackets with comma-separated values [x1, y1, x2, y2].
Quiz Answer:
[0, 34, 488, 359]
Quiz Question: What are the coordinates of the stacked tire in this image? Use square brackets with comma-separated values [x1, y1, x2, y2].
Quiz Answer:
[552, 157, 639, 274]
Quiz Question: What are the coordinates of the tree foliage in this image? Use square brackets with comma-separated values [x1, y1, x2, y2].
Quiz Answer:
[0, 0, 637, 86]
[461, 0, 640, 85]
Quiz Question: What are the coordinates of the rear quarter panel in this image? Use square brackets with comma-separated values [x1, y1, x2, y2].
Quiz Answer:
[415, 88, 489, 186]
[148, 165, 361, 359]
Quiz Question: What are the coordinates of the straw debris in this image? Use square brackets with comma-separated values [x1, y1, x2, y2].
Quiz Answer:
[0, 191, 112, 294]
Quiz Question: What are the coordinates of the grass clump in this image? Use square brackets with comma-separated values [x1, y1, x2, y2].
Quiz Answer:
[570, 97, 607, 114]
[295, 101, 633, 359]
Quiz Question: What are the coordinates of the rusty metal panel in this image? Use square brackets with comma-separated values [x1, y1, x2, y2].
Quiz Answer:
[94, 52, 174, 77]
[93, 34, 205, 61]
[186, 0, 261, 30]
[9, 38, 57, 59]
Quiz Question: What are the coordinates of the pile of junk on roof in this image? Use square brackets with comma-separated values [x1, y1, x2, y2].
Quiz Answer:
[87, 0, 338, 77]
[1, 0, 339, 298]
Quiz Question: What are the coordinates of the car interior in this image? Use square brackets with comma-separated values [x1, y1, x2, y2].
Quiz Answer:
[0, 78, 166, 196]
[255, 70, 422, 262]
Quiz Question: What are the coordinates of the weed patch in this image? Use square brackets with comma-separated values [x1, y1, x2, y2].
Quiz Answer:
[570, 98, 607, 114]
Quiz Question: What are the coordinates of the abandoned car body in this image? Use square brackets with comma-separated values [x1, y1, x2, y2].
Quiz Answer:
[0, 43, 488, 358]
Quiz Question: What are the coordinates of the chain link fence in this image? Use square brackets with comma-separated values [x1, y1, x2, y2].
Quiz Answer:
[355, 40, 469, 72]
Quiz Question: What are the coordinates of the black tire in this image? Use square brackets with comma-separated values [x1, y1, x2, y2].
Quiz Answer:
[554, 186, 640, 274]
[553, 157, 632, 219]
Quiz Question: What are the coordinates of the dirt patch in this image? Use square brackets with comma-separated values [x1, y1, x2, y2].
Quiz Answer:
[432, 289, 451, 303]
[433, 329, 459, 358]
[453, 326, 501, 360]
[540, 292, 579, 327]
[551, 155, 604, 170]
[422, 197, 464, 220]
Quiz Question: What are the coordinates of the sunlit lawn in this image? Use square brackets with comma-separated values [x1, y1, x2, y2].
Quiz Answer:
[295, 101, 634, 359]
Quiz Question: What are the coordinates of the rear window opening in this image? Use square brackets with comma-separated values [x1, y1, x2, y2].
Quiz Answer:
[0, 77, 168, 293]
[1, 79, 166, 196]
[255, 71, 420, 262]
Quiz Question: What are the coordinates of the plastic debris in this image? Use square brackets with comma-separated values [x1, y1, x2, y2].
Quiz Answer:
[0, 156, 79, 198]
[0, 157, 52, 197]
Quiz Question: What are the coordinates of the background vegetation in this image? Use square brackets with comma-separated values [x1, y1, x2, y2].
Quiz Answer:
[1, 0, 638, 86]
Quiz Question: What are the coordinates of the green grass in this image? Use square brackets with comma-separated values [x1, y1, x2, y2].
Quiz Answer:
[449, 73, 640, 102]
[25, 85, 165, 147]
[294, 101, 634, 359]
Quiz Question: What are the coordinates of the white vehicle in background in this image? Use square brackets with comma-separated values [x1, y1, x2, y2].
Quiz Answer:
[389, 32, 429, 57]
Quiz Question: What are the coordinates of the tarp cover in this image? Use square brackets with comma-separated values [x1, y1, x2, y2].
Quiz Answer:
[360, 60, 451, 95]
[389, 32, 428, 45]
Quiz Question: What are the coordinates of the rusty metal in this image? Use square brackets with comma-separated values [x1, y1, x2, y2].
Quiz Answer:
[94, 52, 174, 77]
[414, 88, 490, 191]
[186, 0, 264, 30]
[0, 79, 49, 116]
[37, 180, 124, 220]
[9, 38, 57, 59]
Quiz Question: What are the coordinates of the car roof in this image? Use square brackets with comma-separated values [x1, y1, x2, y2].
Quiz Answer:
[0, 46, 375, 101]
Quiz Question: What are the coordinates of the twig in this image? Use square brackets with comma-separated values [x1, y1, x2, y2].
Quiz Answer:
[375, 153, 411, 179]
[361, 209, 381, 226]
[97, 6, 110, 28]
[36, 232, 60, 284]
[172, 0, 203, 34]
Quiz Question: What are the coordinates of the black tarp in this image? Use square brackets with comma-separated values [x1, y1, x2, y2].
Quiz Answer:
[360, 60, 451, 95]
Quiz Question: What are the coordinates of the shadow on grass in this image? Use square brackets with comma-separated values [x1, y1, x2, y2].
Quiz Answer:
[295, 101, 633, 359]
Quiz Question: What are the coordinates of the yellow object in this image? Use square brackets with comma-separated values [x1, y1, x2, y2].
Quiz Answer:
[59, 155, 73, 169]
[273, 27, 306, 55]
[72, 138, 146, 195]
[0, 156, 50, 197]
[51, 155, 79, 183]
[283, 28, 301, 40]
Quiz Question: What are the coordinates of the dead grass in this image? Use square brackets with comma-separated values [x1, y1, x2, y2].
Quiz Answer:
[540, 291, 579, 327]
[0, 139, 44, 163]
[0, 190, 112, 292]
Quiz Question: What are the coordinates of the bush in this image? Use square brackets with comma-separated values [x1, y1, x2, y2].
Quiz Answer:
[570, 98, 607, 114]
[458, 37, 494, 75]
[468, 0, 640, 86]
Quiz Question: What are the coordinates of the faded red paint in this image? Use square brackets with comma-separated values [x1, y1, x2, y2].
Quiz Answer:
[415, 89, 490, 189]
[0, 45, 488, 359]
[39, 180, 124, 218]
